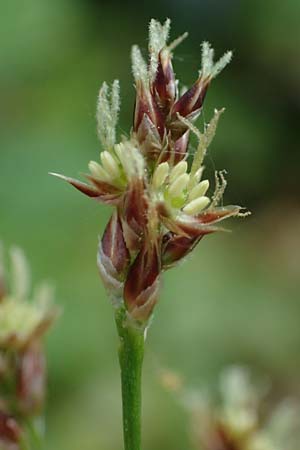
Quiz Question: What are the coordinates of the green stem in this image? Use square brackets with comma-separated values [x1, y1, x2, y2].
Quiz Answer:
[116, 309, 145, 450]
[21, 416, 45, 450]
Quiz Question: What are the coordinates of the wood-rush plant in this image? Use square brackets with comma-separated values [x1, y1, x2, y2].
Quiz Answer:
[0, 244, 58, 450]
[51, 19, 247, 450]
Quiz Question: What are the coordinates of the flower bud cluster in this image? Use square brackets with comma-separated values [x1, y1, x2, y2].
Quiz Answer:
[0, 245, 58, 448]
[152, 160, 210, 215]
[53, 19, 247, 328]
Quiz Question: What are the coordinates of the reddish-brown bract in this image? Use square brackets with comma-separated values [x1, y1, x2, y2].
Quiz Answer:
[102, 212, 130, 276]
[17, 341, 46, 415]
[0, 411, 21, 445]
[124, 241, 161, 321]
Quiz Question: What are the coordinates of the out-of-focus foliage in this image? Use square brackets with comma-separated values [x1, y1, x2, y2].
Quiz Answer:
[0, 1, 299, 449]
[161, 366, 300, 450]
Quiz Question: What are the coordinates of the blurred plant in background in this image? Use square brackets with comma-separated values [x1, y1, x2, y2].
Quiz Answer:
[0, 245, 58, 450]
[161, 366, 300, 450]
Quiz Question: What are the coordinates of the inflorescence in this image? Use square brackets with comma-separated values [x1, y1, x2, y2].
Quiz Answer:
[52, 19, 248, 327]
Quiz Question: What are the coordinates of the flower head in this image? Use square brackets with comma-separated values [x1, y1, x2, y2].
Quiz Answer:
[52, 19, 248, 328]
[0, 246, 58, 350]
[0, 244, 59, 446]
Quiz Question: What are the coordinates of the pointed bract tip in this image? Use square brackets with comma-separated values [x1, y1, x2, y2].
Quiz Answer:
[49, 171, 65, 180]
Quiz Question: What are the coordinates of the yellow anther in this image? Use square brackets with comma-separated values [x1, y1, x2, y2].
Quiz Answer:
[183, 196, 210, 215]
[193, 167, 204, 184]
[168, 173, 189, 198]
[169, 161, 188, 183]
[188, 180, 209, 201]
[100, 151, 120, 179]
[152, 162, 169, 189]
[88, 161, 111, 182]
[114, 143, 126, 167]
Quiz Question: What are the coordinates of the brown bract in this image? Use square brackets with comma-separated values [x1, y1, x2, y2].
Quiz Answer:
[121, 178, 149, 252]
[124, 240, 161, 322]
[134, 81, 165, 140]
[134, 53, 211, 162]
[101, 212, 130, 276]
[17, 341, 46, 415]
[162, 233, 202, 268]
[152, 49, 176, 111]
[160, 130, 189, 164]
[157, 202, 241, 237]
[172, 76, 210, 119]
[0, 411, 21, 446]
[98, 213, 129, 302]
[50, 173, 123, 205]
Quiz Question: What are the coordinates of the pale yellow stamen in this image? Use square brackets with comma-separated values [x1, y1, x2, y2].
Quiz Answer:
[188, 180, 209, 201]
[193, 167, 204, 184]
[183, 196, 210, 215]
[168, 173, 189, 198]
[152, 162, 169, 189]
[100, 151, 120, 179]
[169, 161, 188, 183]
[88, 161, 111, 182]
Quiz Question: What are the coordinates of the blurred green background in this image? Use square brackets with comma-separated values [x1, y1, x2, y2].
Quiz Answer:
[1, 0, 300, 449]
